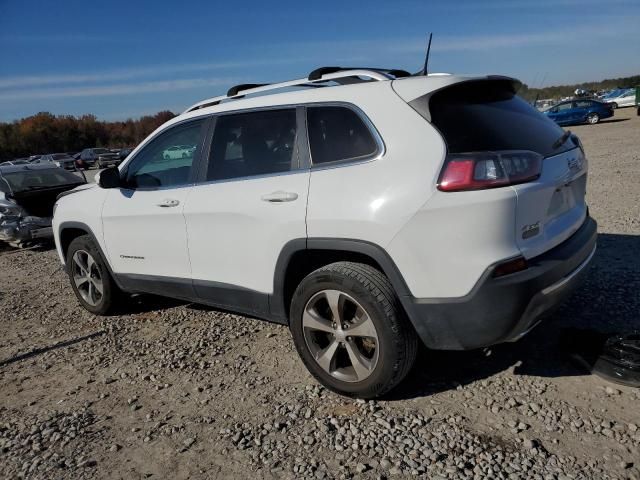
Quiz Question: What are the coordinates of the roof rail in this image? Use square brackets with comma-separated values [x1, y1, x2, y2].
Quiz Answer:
[308, 66, 411, 81]
[183, 68, 403, 114]
[227, 83, 269, 97]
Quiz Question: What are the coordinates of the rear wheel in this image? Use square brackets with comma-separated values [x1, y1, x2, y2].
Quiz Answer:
[611, 102, 618, 109]
[290, 262, 418, 398]
[67, 235, 122, 314]
[587, 113, 600, 124]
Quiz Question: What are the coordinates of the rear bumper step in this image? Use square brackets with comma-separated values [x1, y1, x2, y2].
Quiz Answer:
[401, 216, 597, 350]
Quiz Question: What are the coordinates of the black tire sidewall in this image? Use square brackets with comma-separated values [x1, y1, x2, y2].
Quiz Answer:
[66, 235, 115, 315]
[290, 269, 405, 398]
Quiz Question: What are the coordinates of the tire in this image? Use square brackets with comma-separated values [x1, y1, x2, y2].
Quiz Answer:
[611, 102, 618, 109]
[290, 262, 418, 398]
[587, 113, 600, 124]
[66, 234, 122, 315]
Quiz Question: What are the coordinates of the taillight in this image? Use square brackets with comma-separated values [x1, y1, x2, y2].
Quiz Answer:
[438, 151, 542, 192]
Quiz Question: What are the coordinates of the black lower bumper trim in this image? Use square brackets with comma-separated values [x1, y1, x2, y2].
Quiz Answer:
[401, 216, 597, 350]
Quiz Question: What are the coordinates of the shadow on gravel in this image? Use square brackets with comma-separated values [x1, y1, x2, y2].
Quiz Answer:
[0, 330, 105, 368]
[600, 118, 630, 124]
[116, 294, 186, 315]
[390, 232, 640, 401]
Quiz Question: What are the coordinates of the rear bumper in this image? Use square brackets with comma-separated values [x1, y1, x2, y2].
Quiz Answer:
[402, 216, 597, 350]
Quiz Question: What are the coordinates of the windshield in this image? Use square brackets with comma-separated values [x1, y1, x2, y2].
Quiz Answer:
[93, 148, 110, 154]
[419, 79, 575, 157]
[52, 154, 70, 160]
[1, 168, 83, 192]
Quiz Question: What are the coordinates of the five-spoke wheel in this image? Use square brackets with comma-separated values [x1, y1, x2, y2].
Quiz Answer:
[71, 249, 104, 306]
[290, 262, 418, 398]
[302, 289, 379, 383]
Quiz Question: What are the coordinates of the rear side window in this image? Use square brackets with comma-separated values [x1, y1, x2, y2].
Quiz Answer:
[307, 106, 378, 165]
[207, 109, 297, 181]
[418, 80, 572, 157]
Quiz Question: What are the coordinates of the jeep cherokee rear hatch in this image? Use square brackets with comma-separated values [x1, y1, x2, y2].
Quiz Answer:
[407, 78, 588, 259]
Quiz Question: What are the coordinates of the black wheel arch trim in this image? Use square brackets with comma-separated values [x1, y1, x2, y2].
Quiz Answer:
[270, 237, 413, 322]
[57, 221, 126, 291]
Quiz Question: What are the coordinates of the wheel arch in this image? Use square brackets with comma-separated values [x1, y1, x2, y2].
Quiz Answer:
[58, 221, 125, 290]
[271, 238, 412, 323]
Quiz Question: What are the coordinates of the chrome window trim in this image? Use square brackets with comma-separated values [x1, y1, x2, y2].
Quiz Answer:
[304, 102, 385, 170]
[192, 101, 385, 186]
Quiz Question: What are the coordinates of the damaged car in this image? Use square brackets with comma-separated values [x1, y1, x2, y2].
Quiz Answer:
[0, 164, 86, 248]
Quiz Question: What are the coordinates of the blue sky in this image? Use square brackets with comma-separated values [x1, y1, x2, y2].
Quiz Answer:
[0, 0, 638, 121]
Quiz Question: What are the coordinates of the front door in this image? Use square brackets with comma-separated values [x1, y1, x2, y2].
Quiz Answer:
[101, 118, 208, 296]
[183, 108, 309, 317]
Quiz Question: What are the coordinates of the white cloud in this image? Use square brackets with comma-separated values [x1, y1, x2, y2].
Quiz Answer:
[0, 77, 236, 102]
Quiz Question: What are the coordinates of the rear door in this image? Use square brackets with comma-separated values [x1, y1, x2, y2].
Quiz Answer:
[183, 107, 309, 315]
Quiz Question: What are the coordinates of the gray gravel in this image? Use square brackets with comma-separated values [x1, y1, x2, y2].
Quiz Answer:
[1, 108, 639, 479]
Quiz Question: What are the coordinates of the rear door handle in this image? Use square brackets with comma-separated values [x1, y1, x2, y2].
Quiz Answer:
[261, 191, 298, 203]
[157, 198, 180, 207]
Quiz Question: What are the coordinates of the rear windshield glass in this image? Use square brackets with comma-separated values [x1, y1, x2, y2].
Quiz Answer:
[1, 168, 83, 192]
[415, 80, 575, 157]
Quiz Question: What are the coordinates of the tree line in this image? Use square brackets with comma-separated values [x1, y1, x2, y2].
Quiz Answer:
[520, 74, 640, 101]
[0, 111, 176, 161]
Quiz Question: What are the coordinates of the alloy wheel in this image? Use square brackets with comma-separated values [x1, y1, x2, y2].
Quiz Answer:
[302, 289, 379, 383]
[72, 250, 104, 306]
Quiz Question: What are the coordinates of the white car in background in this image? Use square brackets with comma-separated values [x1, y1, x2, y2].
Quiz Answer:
[162, 145, 195, 160]
[603, 88, 636, 108]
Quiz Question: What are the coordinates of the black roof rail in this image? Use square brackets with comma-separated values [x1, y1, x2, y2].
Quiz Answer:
[308, 67, 411, 81]
[227, 83, 270, 97]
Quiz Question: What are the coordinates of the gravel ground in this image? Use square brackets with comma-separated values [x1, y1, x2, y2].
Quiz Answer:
[1, 107, 639, 479]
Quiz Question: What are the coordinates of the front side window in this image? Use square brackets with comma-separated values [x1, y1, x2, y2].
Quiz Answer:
[206, 109, 297, 181]
[123, 119, 204, 189]
[575, 100, 592, 108]
[556, 102, 573, 111]
[307, 106, 378, 165]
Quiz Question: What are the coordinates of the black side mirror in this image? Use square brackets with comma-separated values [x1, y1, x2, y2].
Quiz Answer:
[98, 167, 121, 189]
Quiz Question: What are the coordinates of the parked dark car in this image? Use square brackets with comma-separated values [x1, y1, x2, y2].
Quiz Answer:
[543, 99, 613, 125]
[76, 148, 111, 169]
[0, 164, 86, 247]
[118, 147, 133, 161]
[96, 149, 122, 168]
[40, 153, 77, 171]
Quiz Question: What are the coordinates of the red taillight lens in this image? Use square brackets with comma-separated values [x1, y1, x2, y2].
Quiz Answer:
[438, 151, 542, 192]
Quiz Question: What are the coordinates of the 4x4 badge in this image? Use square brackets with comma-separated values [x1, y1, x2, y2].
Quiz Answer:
[522, 221, 540, 239]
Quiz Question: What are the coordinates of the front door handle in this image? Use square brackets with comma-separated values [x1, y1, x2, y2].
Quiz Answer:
[157, 198, 180, 207]
[261, 191, 298, 203]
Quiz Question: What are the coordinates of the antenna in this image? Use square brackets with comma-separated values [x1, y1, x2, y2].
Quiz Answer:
[421, 33, 433, 76]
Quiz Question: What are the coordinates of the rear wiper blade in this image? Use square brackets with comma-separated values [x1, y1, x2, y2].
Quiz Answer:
[552, 130, 572, 150]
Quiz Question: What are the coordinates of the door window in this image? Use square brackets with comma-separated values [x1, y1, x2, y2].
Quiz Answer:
[307, 106, 379, 165]
[123, 119, 205, 189]
[574, 100, 592, 108]
[206, 109, 297, 181]
[556, 102, 573, 111]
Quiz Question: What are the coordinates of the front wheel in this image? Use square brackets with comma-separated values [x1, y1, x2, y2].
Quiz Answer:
[611, 102, 618, 109]
[587, 113, 600, 124]
[290, 262, 418, 399]
[66, 235, 123, 315]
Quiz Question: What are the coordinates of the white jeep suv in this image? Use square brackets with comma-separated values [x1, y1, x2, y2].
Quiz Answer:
[53, 67, 597, 398]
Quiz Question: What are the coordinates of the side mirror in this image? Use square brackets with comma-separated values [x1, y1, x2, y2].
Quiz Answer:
[97, 167, 121, 189]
